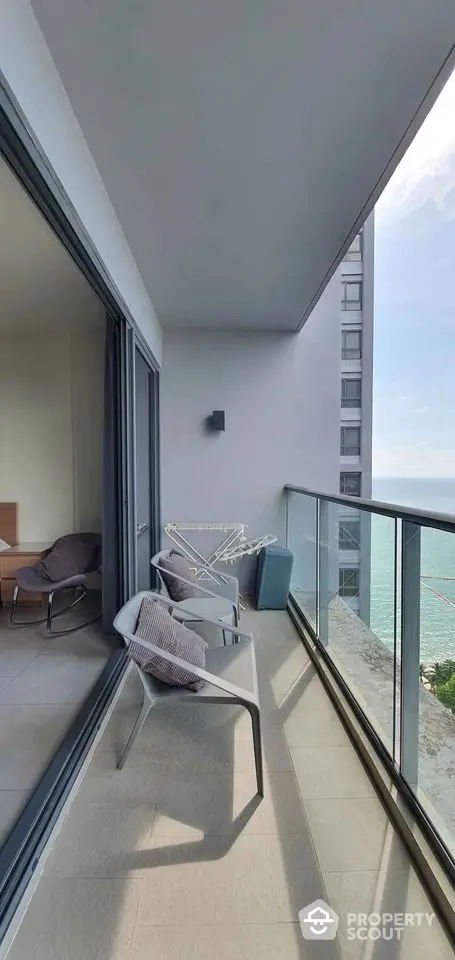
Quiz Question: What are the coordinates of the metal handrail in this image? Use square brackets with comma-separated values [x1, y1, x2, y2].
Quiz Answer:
[284, 484, 455, 534]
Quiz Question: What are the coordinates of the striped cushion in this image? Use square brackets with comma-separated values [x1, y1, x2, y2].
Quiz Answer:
[129, 597, 207, 691]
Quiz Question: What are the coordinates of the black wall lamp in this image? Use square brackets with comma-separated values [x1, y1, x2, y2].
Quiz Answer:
[207, 410, 225, 432]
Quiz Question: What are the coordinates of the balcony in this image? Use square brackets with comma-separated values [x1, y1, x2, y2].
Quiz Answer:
[6, 599, 454, 958]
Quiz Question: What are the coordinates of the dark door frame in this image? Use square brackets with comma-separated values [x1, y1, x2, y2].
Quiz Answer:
[134, 343, 161, 590]
[0, 75, 160, 943]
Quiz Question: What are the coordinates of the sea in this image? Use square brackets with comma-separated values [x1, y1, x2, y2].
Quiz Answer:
[370, 478, 455, 664]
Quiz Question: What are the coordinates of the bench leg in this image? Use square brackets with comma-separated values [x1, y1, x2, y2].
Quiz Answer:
[246, 703, 264, 798]
[117, 698, 152, 770]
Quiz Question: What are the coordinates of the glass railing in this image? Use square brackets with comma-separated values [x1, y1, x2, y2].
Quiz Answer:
[285, 484, 455, 869]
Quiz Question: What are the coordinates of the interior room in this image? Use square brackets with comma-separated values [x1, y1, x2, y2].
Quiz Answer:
[0, 155, 113, 847]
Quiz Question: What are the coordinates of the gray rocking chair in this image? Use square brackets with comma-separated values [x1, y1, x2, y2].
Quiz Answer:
[113, 591, 263, 796]
[10, 533, 101, 636]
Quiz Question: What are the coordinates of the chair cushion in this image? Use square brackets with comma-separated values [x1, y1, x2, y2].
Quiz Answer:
[16, 566, 86, 593]
[159, 551, 198, 602]
[129, 597, 207, 691]
[38, 535, 99, 582]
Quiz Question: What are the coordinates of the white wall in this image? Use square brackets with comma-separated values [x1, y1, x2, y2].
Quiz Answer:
[0, 324, 104, 542]
[0, 332, 73, 542]
[160, 279, 341, 590]
[0, 0, 162, 366]
[70, 324, 104, 533]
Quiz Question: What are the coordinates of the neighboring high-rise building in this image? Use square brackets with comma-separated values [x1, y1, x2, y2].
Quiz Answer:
[338, 214, 374, 622]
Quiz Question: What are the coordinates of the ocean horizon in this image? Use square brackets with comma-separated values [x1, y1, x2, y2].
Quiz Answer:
[369, 476, 455, 663]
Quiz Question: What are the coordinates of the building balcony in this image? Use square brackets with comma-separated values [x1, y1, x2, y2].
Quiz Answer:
[5, 597, 455, 959]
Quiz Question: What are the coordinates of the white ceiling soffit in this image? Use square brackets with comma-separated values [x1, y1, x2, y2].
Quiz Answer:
[31, 0, 455, 331]
[0, 157, 103, 332]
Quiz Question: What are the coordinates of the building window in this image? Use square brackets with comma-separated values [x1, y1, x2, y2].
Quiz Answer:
[342, 330, 362, 360]
[341, 279, 362, 311]
[339, 567, 360, 598]
[341, 425, 361, 457]
[339, 520, 360, 551]
[340, 472, 362, 496]
[343, 233, 363, 261]
[341, 378, 361, 408]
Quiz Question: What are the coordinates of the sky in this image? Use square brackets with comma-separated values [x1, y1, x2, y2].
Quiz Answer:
[373, 68, 455, 479]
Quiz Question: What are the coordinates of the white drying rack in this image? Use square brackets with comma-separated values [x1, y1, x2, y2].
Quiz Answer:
[164, 521, 277, 582]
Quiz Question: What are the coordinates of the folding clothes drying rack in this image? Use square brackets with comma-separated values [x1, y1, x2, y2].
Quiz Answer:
[164, 521, 277, 584]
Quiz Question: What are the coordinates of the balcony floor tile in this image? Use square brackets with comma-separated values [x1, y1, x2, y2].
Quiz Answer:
[130, 922, 324, 960]
[6, 609, 454, 960]
[291, 745, 377, 799]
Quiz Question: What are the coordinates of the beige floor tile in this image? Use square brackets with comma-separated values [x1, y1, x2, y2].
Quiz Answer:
[0, 704, 77, 790]
[324, 867, 454, 960]
[153, 771, 307, 837]
[75, 750, 161, 805]
[43, 802, 157, 878]
[304, 798, 410, 873]
[40, 630, 112, 659]
[291, 746, 376, 799]
[131, 922, 342, 959]
[0, 655, 106, 704]
[102, 702, 293, 774]
[324, 869, 381, 960]
[136, 832, 327, 926]
[257, 644, 312, 710]
[0, 639, 47, 679]
[284, 673, 336, 720]
[0, 790, 30, 844]
[112, 666, 145, 705]
[285, 700, 350, 748]
[97, 700, 169, 755]
[379, 868, 454, 960]
[6, 878, 141, 960]
[242, 609, 305, 650]
[233, 718, 294, 773]
[0, 617, 49, 648]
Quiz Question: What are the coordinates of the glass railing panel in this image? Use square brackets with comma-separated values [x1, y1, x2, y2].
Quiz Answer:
[286, 484, 455, 868]
[286, 491, 317, 631]
[319, 500, 398, 761]
[415, 526, 455, 854]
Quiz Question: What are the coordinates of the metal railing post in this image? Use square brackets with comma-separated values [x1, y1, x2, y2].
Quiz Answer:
[400, 520, 421, 787]
[319, 499, 334, 647]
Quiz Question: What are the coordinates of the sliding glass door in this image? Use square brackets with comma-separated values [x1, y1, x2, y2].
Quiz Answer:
[0, 89, 159, 943]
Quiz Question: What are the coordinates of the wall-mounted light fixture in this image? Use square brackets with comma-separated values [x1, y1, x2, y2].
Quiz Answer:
[209, 410, 225, 432]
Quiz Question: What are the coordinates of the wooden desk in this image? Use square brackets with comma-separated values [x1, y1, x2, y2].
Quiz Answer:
[0, 544, 51, 605]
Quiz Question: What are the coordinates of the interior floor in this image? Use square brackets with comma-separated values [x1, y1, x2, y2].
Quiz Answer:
[5, 609, 453, 960]
[0, 597, 112, 846]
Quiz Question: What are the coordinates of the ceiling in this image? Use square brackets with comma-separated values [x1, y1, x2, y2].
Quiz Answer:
[31, 0, 455, 331]
[0, 157, 103, 332]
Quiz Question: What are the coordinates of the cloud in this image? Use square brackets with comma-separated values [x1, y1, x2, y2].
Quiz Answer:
[373, 442, 455, 478]
[377, 69, 455, 225]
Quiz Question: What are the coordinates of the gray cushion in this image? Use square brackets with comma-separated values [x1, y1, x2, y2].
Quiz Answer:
[159, 551, 198, 602]
[16, 566, 86, 593]
[38, 534, 99, 583]
[129, 597, 207, 691]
